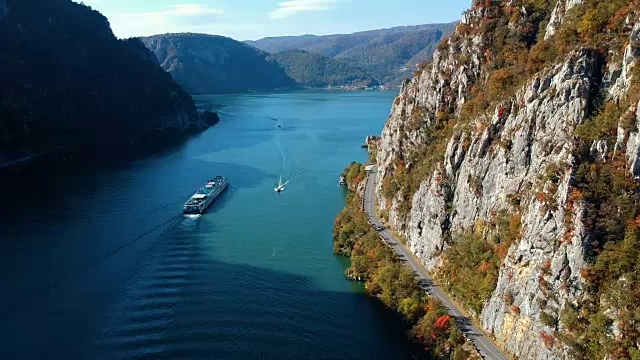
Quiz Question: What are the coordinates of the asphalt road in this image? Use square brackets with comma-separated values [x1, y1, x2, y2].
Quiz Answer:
[363, 167, 510, 360]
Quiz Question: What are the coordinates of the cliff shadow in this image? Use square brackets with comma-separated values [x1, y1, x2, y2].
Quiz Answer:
[1, 233, 428, 360]
[0, 159, 269, 244]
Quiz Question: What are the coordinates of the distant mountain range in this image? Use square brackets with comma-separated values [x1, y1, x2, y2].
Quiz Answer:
[142, 34, 380, 93]
[142, 23, 456, 94]
[247, 23, 457, 84]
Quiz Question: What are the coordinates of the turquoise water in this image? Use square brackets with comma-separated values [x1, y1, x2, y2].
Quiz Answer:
[1, 90, 422, 359]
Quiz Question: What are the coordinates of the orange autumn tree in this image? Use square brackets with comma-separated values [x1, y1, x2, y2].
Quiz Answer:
[411, 298, 465, 358]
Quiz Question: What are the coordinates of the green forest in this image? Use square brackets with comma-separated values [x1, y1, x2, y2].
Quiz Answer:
[268, 50, 378, 88]
[249, 23, 457, 85]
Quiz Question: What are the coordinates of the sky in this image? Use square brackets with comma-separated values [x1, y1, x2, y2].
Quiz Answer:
[76, 0, 472, 40]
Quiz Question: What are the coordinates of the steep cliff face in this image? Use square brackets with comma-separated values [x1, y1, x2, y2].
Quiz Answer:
[544, 0, 583, 40]
[611, 21, 640, 177]
[376, 3, 487, 243]
[477, 48, 599, 359]
[375, 1, 640, 359]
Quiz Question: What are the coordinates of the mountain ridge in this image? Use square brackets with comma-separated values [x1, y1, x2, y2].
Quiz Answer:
[247, 23, 457, 53]
[247, 22, 457, 84]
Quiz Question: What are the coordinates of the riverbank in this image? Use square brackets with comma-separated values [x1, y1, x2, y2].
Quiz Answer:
[333, 162, 477, 359]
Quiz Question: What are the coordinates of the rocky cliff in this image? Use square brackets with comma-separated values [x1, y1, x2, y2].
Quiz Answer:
[375, 1, 640, 359]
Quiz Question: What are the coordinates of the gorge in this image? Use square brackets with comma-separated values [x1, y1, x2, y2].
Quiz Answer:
[5, 0, 640, 359]
[141, 23, 457, 95]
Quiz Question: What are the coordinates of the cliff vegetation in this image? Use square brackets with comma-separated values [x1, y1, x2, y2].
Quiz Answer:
[333, 163, 473, 359]
[374, 0, 640, 358]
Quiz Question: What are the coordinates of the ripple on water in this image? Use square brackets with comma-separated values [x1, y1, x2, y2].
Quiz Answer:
[97, 218, 350, 360]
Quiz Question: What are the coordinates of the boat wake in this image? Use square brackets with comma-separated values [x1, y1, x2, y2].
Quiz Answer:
[271, 116, 318, 192]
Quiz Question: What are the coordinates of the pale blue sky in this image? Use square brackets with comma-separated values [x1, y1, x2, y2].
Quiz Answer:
[78, 0, 471, 40]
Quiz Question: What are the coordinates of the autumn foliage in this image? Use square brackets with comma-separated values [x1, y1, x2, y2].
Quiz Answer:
[333, 177, 470, 358]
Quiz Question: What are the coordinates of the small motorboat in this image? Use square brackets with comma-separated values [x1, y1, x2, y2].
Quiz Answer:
[274, 176, 286, 193]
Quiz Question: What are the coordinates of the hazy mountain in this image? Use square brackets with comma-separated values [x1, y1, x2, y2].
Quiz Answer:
[141, 33, 298, 95]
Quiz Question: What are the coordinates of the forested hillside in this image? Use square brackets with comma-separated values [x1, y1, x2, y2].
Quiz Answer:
[268, 50, 378, 88]
[0, 0, 211, 164]
[248, 23, 457, 84]
[142, 33, 298, 95]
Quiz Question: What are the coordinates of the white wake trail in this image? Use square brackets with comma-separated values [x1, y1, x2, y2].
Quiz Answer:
[274, 120, 287, 187]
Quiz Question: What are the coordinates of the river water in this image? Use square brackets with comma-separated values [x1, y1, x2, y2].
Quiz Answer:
[0, 90, 422, 359]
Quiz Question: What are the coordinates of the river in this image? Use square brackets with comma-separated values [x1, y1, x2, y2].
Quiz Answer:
[0, 90, 423, 359]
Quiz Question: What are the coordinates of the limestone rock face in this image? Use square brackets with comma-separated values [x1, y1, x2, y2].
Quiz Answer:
[376, 5, 486, 221]
[607, 20, 640, 101]
[375, 3, 640, 359]
[364, 135, 381, 155]
[474, 53, 598, 360]
[544, 0, 584, 40]
[609, 20, 640, 177]
[414, 49, 597, 359]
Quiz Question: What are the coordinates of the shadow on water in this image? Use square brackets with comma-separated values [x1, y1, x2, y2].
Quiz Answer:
[0, 157, 267, 227]
[0, 111, 276, 207]
[0, 215, 429, 360]
[0, 158, 270, 325]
